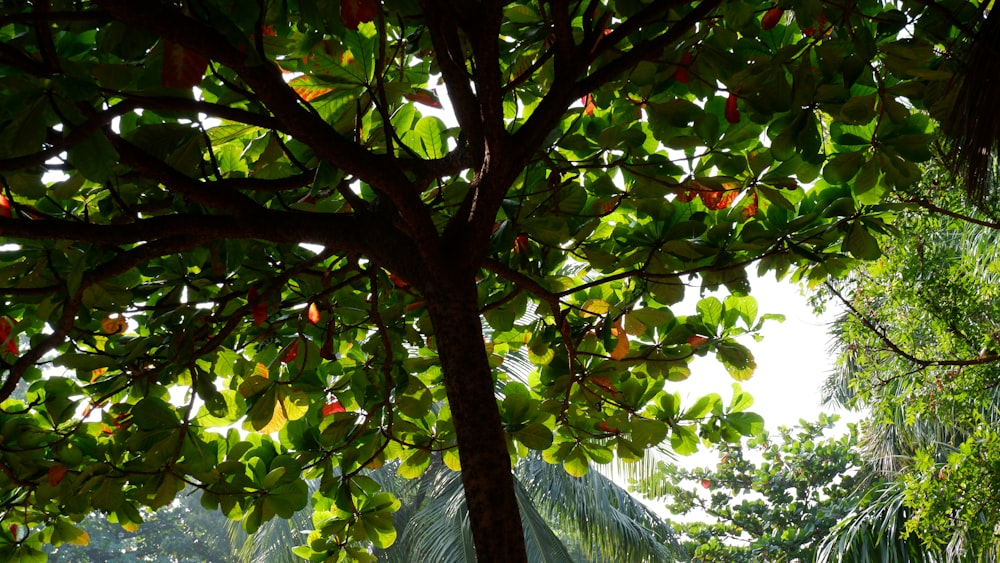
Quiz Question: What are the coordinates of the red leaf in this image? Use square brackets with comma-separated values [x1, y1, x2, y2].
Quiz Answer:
[388, 273, 409, 288]
[48, 465, 67, 487]
[0, 317, 15, 355]
[610, 319, 629, 360]
[248, 287, 267, 325]
[514, 232, 530, 253]
[281, 339, 299, 364]
[581, 94, 596, 116]
[341, 0, 379, 31]
[741, 192, 759, 219]
[687, 335, 709, 349]
[0, 194, 10, 218]
[307, 303, 321, 324]
[160, 40, 208, 89]
[403, 89, 443, 108]
[761, 8, 784, 30]
[725, 93, 740, 124]
[322, 400, 346, 416]
[289, 76, 335, 102]
[674, 51, 693, 83]
[802, 15, 830, 38]
[700, 189, 739, 210]
[675, 189, 698, 203]
[597, 421, 619, 434]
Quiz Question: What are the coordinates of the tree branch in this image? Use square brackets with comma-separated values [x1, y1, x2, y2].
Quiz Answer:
[1, 235, 213, 401]
[825, 281, 1000, 369]
[95, 0, 441, 251]
[109, 137, 263, 215]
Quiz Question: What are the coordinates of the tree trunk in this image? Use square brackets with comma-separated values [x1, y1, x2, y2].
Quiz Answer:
[424, 277, 527, 563]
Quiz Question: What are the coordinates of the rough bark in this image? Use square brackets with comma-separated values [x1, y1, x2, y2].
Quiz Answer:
[425, 277, 527, 563]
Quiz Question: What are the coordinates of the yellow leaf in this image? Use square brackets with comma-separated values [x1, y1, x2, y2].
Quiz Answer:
[69, 530, 90, 546]
[90, 367, 108, 382]
[282, 389, 309, 421]
[610, 320, 629, 360]
[100, 313, 128, 335]
[121, 522, 140, 533]
[581, 299, 611, 317]
[442, 448, 461, 471]
[256, 397, 288, 434]
[254, 362, 269, 379]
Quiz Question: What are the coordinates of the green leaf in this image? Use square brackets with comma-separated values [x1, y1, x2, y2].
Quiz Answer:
[845, 221, 882, 260]
[727, 412, 764, 436]
[729, 383, 754, 413]
[398, 449, 431, 479]
[670, 424, 699, 456]
[822, 151, 864, 185]
[67, 133, 119, 183]
[132, 398, 180, 430]
[697, 297, 724, 330]
[839, 95, 876, 124]
[631, 418, 667, 447]
[681, 394, 721, 420]
[411, 116, 448, 159]
[716, 342, 757, 381]
[281, 388, 310, 421]
[513, 422, 553, 450]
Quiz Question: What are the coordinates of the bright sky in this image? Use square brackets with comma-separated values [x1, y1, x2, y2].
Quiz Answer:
[672, 275, 857, 435]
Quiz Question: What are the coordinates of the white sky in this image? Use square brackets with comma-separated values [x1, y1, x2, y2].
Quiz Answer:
[673, 275, 857, 434]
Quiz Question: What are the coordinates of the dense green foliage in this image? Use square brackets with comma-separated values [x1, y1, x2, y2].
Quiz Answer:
[823, 179, 1000, 560]
[0, 0, 989, 560]
[234, 453, 681, 563]
[45, 491, 239, 562]
[634, 414, 864, 562]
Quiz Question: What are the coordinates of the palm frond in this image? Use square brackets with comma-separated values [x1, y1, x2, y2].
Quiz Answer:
[816, 482, 939, 563]
[516, 454, 682, 563]
[943, 6, 1000, 207]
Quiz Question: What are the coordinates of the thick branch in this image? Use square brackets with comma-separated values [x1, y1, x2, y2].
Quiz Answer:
[95, 0, 441, 253]
[110, 137, 263, 215]
[0, 208, 430, 290]
[423, 1, 483, 159]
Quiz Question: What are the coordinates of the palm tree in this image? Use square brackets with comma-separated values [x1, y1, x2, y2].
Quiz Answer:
[818, 185, 1000, 561]
[229, 453, 681, 563]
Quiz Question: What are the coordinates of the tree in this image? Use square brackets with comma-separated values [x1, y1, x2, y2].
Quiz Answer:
[45, 491, 239, 562]
[822, 174, 1000, 561]
[0, 1, 985, 561]
[632, 414, 865, 562]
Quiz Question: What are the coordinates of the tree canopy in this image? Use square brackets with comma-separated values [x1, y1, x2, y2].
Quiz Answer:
[634, 414, 864, 562]
[822, 172, 1000, 560]
[0, 0, 989, 561]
